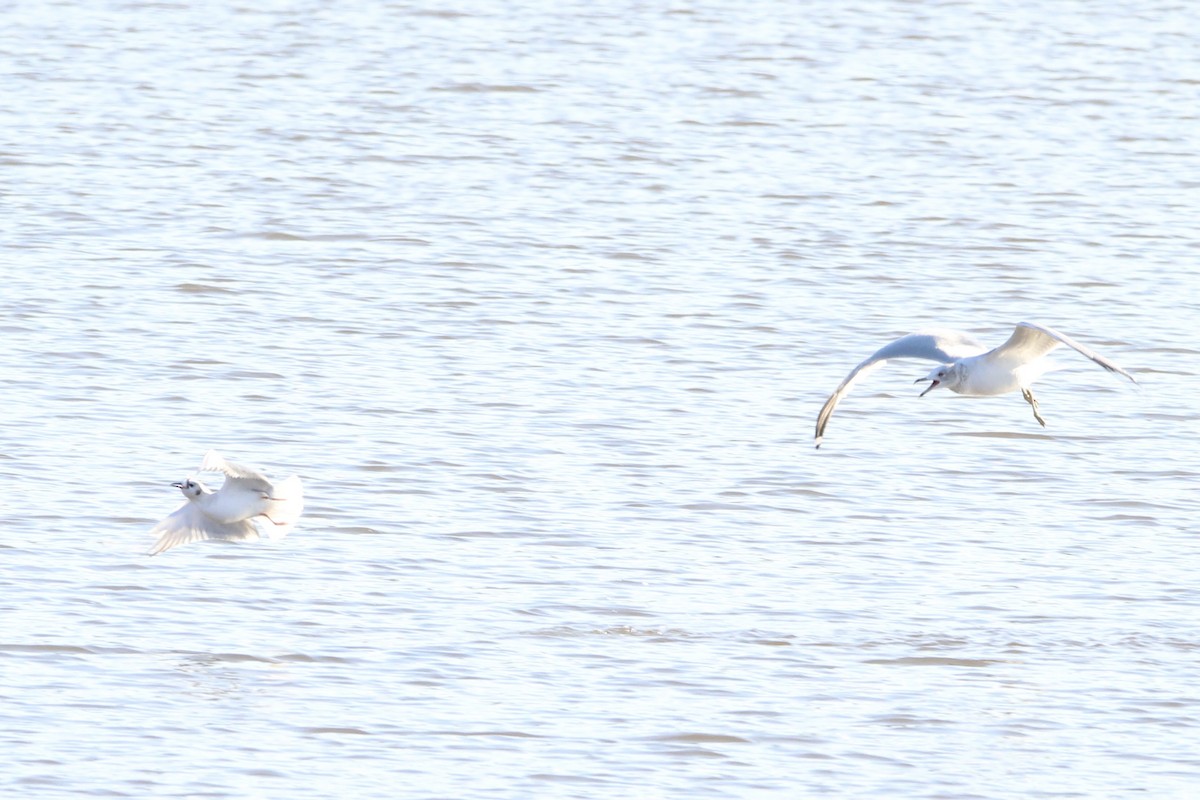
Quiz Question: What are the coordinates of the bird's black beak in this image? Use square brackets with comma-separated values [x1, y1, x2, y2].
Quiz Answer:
[918, 380, 940, 398]
[171, 481, 185, 489]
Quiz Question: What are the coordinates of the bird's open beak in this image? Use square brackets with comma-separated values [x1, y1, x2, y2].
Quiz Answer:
[916, 379, 940, 398]
[170, 481, 185, 489]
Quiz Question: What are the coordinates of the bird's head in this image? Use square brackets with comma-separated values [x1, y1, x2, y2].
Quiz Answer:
[171, 479, 206, 499]
[915, 363, 960, 397]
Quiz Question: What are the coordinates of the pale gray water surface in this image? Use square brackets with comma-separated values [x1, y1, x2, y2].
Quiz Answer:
[2, 1, 1199, 798]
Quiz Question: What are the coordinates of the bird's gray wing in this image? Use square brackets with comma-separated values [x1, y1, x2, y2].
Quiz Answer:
[147, 501, 260, 556]
[815, 329, 987, 448]
[982, 322, 1137, 383]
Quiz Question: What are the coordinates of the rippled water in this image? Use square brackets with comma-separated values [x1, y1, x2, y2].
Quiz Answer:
[3, 1, 1199, 797]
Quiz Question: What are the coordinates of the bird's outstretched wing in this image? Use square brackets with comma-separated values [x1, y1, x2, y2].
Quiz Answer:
[815, 329, 987, 448]
[200, 450, 270, 483]
[199, 450, 279, 507]
[148, 501, 260, 556]
[981, 322, 1137, 384]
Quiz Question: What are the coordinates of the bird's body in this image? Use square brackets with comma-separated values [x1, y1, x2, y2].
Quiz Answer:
[815, 322, 1136, 448]
[934, 350, 1047, 397]
[148, 451, 304, 555]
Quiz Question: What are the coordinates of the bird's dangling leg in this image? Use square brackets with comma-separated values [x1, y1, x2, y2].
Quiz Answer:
[1022, 388, 1047, 427]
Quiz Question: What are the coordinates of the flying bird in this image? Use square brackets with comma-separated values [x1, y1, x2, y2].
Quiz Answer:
[815, 321, 1136, 448]
[148, 450, 304, 555]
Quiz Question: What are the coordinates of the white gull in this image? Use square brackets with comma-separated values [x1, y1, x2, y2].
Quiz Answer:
[148, 450, 304, 555]
[815, 321, 1136, 448]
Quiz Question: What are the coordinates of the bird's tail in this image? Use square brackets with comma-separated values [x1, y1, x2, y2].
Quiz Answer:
[262, 475, 304, 540]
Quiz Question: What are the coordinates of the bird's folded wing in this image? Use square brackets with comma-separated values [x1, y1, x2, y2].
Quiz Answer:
[148, 502, 260, 556]
[986, 322, 1137, 383]
[815, 329, 987, 448]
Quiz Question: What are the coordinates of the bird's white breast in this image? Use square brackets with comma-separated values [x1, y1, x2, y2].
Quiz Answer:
[952, 356, 1028, 397]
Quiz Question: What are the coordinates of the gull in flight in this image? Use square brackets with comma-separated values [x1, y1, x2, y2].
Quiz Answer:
[815, 322, 1136, 448]
[148, 450, 304, 555]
